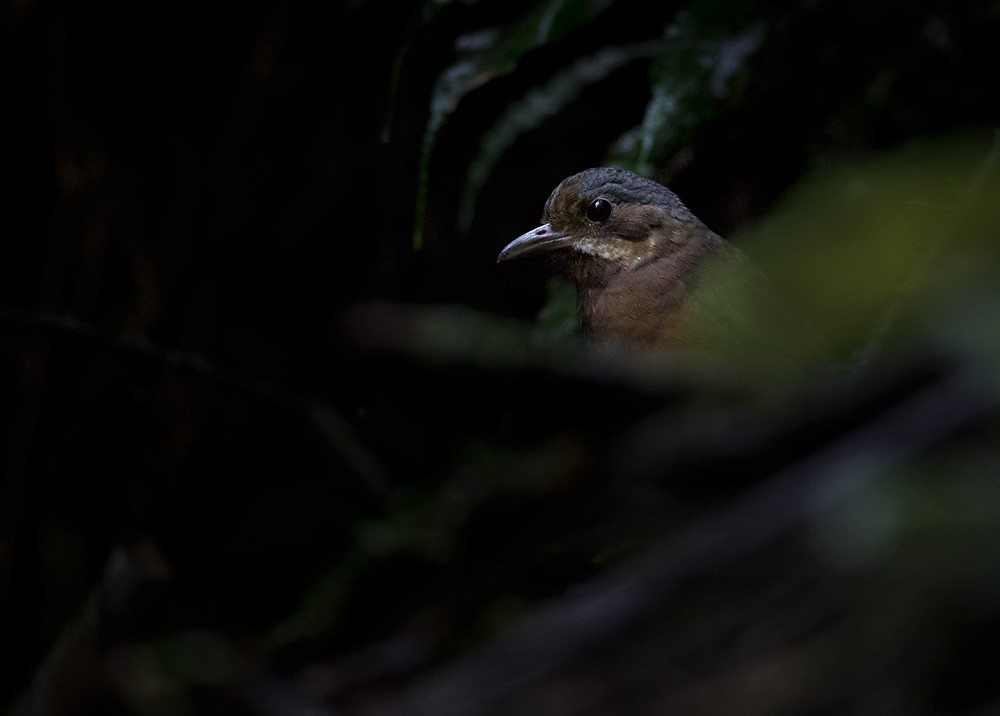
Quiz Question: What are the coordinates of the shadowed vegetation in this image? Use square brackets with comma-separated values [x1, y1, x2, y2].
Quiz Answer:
[3, 1, 1000, 714]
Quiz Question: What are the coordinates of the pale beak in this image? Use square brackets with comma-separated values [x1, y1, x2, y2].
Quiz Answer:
[497, 223, 575, 262]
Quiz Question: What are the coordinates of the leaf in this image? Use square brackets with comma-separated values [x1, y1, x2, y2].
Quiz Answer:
[456, 40, 661, 234]
[414, 0, 619, 249]
[732, 131, 1000, 366]
[608, 0, 763, 174]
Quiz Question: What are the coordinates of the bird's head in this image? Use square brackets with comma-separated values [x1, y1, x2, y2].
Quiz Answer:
[498, 167, 708, 284]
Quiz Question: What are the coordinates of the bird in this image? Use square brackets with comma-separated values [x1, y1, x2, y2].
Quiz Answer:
[498, 167, 828, 372]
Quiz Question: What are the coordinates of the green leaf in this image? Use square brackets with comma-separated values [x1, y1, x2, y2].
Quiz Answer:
[457, 41, 661, 234]
[414, 0, 619, 249]
[732, 131, 1000, 368]
[609, 1, 763, 174]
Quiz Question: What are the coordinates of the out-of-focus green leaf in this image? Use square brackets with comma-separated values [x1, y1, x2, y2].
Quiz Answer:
[414, 0, 619, 249]
[674, 243, 836, 390]
[731, 131, 1000, 368]
[263, 549, 366, 652]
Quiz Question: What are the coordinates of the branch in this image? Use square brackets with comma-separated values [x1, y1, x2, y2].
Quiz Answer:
[363, 365, 994, 716]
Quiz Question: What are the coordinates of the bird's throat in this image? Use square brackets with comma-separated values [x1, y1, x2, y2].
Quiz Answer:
[572, 236, 657, 270]
[573, 238, 723, 349]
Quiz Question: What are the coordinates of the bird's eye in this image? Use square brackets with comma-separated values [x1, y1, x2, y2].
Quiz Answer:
[585, 198, 612, 223]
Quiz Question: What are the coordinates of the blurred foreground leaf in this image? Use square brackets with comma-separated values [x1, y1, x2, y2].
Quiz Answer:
[729, 131, 1000, 368]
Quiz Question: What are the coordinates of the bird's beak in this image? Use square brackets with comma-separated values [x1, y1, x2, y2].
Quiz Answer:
[497, 223, 575, 262]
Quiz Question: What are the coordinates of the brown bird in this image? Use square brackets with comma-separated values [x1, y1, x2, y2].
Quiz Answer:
[498, 167, 826, 371]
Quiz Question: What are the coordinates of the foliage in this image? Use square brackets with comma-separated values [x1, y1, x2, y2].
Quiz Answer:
[4, 0, 1000, 714]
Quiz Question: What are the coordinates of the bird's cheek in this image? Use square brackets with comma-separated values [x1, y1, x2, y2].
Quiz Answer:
[606, 207, 661, 242]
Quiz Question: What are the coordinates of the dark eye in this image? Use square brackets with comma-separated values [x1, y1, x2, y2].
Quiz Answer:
[585, 198, 612, 223]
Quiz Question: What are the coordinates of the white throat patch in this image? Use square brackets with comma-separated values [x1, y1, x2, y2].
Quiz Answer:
[573, 236, 656, 270]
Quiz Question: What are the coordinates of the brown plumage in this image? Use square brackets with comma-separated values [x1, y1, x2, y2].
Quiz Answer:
[499, 167, 827, 370]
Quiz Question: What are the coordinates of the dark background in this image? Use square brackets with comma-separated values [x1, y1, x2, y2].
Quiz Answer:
[4, 1, 1000, 714]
